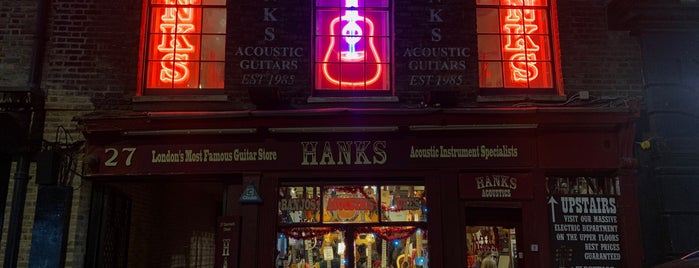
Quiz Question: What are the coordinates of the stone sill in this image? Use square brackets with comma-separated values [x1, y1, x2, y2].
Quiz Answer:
[477, 94, 567, 103]
[307, 96, 399, 103]
[132, 95, 229, 103]
[132, 95, 231, 111]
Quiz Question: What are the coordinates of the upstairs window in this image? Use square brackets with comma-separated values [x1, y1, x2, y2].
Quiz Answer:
[314, 0, 392, 95]
[477, 0, 555, 91]
[143, 0, 226, 94]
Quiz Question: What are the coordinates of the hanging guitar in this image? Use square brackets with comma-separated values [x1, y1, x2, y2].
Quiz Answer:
[415, 229, 424, 268]
[320, 0, 384, 89]
[373, 239, 393, 268]
[396, 236, 412, 268]
[289, 239, 303, 268]
[305, 238, 320, 268]
[355, 234, 375, 268]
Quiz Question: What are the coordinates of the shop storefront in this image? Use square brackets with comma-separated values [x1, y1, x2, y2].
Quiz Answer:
[79, 107, 641, 267]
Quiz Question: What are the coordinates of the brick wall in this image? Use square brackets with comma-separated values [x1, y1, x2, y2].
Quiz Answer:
[556, 0, 644, 98]
[44, 0, 142, 110]
[0, 0, 646, 267]
[0, 0, 36, 89]
[2, 0, 646, 110]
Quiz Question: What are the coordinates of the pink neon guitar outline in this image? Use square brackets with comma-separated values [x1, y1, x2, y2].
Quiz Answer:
[320, 0, 384, 88]
[502, 0, 541, 83]
[157, 0, 197, 85]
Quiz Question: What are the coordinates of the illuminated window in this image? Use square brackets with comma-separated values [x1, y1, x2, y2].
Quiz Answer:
[143, 0, 226, 93]
[477, 0, 554, 90]
[314, 0, 391, 94]
[277, 184, 427, 267]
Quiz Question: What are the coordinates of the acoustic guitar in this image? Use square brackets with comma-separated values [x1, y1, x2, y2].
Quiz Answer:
[396, 237, 411, 268]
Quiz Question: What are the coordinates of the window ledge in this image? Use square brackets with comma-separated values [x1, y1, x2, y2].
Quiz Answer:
[132, 95, 232, 111]
[307, 96, 399, 103]
[477, 94, 567, 103]
[133, 95, 229, 103]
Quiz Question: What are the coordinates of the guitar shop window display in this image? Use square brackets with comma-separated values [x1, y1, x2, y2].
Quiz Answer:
[276, 185, 428, 268]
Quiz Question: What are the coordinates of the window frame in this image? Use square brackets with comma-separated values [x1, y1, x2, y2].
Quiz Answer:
[476, 0, 564, 96]
[276, 180, 427, 268]
[138, 0, 227, 96]
[312, 0, 395, 98]
[277, 182, 427, 227]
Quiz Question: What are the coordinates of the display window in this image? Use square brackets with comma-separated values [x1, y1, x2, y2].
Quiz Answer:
[277, 183, 428, 268]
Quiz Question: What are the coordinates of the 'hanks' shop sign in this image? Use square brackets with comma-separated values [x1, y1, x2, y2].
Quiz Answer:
[85, 137, 534, 176]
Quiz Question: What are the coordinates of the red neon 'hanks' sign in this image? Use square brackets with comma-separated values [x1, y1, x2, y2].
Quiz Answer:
[502, 0, 541, 83]
[157, 0, 197, 85]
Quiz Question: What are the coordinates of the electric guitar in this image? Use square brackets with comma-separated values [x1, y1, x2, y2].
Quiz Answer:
[288, 245, 304, 268]
[339, 232, 346, 268]
[355, 234, 375, 268]
[319, 0, 384, 89]
[373, 239, 392, 268]
[304, 239, 320, 268]
[415, 230, 423, 268]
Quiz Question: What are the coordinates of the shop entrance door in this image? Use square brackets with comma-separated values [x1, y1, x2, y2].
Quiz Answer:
[465, 207, 523, 268]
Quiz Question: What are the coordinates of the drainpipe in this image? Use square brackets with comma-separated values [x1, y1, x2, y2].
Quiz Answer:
[3, 0, 48, 265]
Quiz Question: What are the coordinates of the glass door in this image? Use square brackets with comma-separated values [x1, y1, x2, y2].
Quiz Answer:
[465, 207, 522, 268]
[466, 225, 518, 268]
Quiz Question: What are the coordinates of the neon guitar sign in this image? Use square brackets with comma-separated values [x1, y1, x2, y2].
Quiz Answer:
[502, 0, 541, 83]
[319, 0, 386, 89]
[156, 0, 197, 85]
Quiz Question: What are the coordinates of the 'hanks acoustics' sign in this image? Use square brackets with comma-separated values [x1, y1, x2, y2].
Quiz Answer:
[459, 174, 533, 200]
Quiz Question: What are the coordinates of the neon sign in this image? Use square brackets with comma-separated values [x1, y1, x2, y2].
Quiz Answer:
[156, 0, 197, 85]
[317, 0, 387, 90]
[502, 0, 541, 83]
